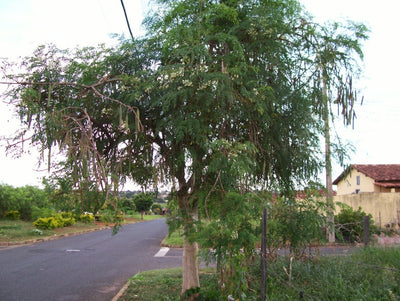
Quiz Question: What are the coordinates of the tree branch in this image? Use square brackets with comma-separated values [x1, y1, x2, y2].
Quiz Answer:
[0, 77, 144, 131]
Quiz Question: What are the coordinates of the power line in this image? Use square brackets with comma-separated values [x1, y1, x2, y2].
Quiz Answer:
[120, 0, 134, 40]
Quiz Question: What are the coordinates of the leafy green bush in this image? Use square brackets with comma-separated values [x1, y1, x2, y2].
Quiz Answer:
[5, 210, 20, 220]
[60, 215, 75, 227]
[151, 203, 162, 215]
[120, 197, 136, 213]
[124, 210, 136, 216]
[134, 193, 153, 219]
[60, 212, 72, 219]
[33, 217, 63, 229]
[268, 192, 328, 257]
[32, 213, 75, 229]
[0, 185, 51, 220]
[97, 209, 114, 224]
[80, 213, 95, 223]
[335, 204, 376, 242]
[31, 206, 57, 221]
[58, 212, 75, 226]
[194, 191, 267, 298]
[182, 188, 329, 299]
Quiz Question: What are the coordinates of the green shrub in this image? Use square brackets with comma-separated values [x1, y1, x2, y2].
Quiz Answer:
[120, 197, 136, 213]
[58, 212, 75, 226]
[51, 217, 64, 229]
[31, 206, 57, 221]
[80, 213, 95, 224]
[0, 184, 50, 220]
[5, 210, 20, 220]
[335, 204, 376, 242]
[134, 193, 153, 219]
[32, 213, 75, 229]
[125, 210, 136, 216]
[98, 209, 114, 224]
[60, 216, 75, 227]
[151, 204, 162, 215]
[33, 217, 63, 230]
[60, 212, 73, 219]
[194, 192, 267, 298]
[32, 217, 47, 229]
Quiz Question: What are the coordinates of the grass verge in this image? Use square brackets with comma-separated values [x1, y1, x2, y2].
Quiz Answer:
[119, 247, 400, 300]
[0, 215, 163, 245]
[126, 213, 164, 221]
[162, 228, 184, 247]
[119, 268, 219, 301]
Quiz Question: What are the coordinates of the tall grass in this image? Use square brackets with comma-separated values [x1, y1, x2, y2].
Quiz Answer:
[120, 247, 400, 300]
[249, 247, 400, 300]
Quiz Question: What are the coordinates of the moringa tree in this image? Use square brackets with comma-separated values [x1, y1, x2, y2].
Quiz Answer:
[310, 21, 369, 242]
[1, 0, 367, 296]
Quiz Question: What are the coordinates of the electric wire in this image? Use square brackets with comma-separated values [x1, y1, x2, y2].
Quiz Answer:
[120, 0, 134, 41]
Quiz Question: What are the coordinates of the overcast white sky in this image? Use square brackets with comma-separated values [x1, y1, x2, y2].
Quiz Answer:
[0, 0, 399, 188]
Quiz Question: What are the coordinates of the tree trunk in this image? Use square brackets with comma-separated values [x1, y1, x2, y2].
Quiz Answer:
[181, 237, 200, 297]
[177, 191, 200, 297]
[323, 78, 335, 243]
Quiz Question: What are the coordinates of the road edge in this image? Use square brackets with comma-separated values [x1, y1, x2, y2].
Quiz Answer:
[0, 226, 109, 248]
[112, 280, 130, 301]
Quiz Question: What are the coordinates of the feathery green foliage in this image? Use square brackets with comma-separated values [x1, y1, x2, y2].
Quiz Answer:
[1, 0, 368, 295]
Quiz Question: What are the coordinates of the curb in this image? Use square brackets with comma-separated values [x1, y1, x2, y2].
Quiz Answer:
[111, 280, 130, 301]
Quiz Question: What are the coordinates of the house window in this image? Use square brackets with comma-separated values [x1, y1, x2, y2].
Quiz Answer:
[356, 176, 360, 185]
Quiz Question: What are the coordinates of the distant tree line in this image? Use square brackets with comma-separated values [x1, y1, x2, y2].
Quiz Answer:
[0, 183, 167, 221]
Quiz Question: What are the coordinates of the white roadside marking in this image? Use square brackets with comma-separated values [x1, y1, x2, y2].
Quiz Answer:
[66, 249, 80, 253]
[154, 247, 169, 257]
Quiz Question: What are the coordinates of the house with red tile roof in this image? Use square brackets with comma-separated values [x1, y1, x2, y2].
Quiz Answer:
[333, 164, 400, 195]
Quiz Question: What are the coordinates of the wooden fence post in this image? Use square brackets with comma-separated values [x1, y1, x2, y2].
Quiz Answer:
[261, 208, 267, 301]
[363, 215, 370, 247]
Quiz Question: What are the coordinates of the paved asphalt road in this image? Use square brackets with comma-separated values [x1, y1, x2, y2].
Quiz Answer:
[0, 219, 182, 301]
